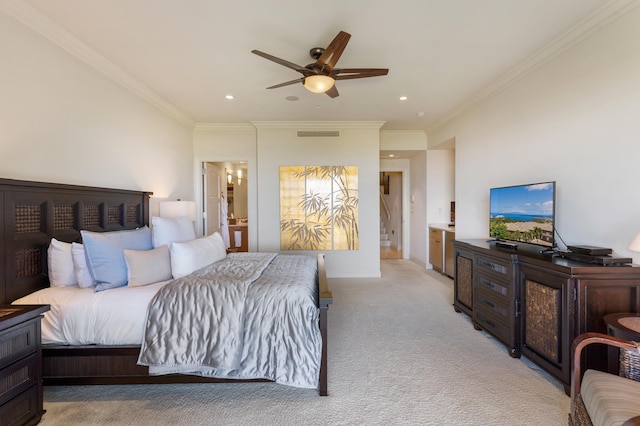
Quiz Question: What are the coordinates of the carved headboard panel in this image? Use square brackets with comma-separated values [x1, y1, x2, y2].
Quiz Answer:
[0, 178, 151, 303]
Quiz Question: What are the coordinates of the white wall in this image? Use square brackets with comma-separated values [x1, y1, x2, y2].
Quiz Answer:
[194, 122, 383, 277]
[428, 6, 640, 263]
[0, 11, 194, 214]
[426, 149, 455, 225]
[255, 122, 383, 277]
[409, 151, 427, 267]
[381, 130, 427, 266]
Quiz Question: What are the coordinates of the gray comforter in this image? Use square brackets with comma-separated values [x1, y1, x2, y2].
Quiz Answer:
[137, 252, 321, 389]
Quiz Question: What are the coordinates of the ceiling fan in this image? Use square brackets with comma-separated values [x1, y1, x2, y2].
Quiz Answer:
[251, 30, 389, 98]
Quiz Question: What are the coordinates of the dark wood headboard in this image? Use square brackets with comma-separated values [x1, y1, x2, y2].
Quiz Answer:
[0, 178, 151, 303]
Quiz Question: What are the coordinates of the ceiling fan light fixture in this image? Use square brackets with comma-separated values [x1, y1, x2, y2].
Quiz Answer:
[304, 75, 335, 93]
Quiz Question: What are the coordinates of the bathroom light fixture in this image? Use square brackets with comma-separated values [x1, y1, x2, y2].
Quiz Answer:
[303, 75, 335, 93]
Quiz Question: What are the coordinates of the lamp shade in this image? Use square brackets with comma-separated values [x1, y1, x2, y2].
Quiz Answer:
[628, 231, 640, 252]
[304, 75, 335, 93]
[159, 200, 197, 221]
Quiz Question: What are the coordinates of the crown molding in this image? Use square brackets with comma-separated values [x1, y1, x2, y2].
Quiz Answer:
[194, 123, 256, 132]
[1, 0, 196, 128]
[380, 130, 427, 137]
[250, 121, 386, 129]
[426, 0, 640, 134]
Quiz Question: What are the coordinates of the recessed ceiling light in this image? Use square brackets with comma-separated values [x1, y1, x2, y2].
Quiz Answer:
[399, 96, 408, 101]
[225, 95, 234, 100]
[416, 111, 425, 118]
[286, 96, 299, 101]
[389, 154, 395, 157]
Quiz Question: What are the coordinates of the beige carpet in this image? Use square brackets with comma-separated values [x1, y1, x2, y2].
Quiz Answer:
[40, 259, 569, 425]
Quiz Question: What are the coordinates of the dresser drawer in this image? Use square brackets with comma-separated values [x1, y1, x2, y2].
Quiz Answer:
[0, 384, 39, 426]
[474, 254, 511, 277]
[0, 320, 38, 370]
[475, 273, 509, 301]
[0, 353, 38, 407]
[474, 309, 510, 344]
[475, 288, 509, 322]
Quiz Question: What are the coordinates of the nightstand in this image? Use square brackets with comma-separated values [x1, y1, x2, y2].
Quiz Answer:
[604, 312, 640, 379]
[0, 305, 49, 426]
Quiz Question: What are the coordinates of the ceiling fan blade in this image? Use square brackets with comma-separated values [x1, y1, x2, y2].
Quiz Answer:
[333, 68, 389, 80]
[316, 31, 351, 70]
[251, 50, 310, 75]
[325, 85, 339, 98]
[266, 78, 303, 90]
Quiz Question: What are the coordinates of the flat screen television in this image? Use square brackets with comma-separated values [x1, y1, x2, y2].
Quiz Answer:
[489, 181, 556, 248]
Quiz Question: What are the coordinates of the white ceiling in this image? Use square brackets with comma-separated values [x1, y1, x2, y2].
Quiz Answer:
[14, 0, 618, 130]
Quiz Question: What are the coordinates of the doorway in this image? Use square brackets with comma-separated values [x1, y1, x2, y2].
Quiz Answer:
[203, 161, 249, 252]
[380, 171, 403, 259]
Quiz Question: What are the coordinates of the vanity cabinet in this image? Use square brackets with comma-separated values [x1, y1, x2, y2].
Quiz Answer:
[428, 228, 443, 273]
[453, 239, 640, 391]
[227, 225, 248, 252]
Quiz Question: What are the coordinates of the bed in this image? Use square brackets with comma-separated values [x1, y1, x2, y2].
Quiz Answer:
[0, 178, 332, 396]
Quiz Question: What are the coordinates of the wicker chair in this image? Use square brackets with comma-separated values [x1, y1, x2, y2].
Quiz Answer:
[569, 332, 640, 426]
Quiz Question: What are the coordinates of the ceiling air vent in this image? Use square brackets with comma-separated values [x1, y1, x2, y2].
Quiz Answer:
[297, 130, 340, 138]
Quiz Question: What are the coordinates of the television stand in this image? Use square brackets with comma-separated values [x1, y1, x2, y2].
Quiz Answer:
[453, 238, 640, 394]
[495, 241, 518, 249]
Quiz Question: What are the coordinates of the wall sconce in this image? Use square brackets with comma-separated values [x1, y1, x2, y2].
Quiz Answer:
[237, 169, 242, 185]
[227, 173, 232, 185]
[159, 200, 197, 221]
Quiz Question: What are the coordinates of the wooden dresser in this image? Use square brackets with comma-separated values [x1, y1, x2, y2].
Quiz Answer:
[453, 239, 640, 392]
[0, 305, 49, 426]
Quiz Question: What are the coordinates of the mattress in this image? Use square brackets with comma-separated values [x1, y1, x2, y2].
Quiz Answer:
[12, 280, 170, 345]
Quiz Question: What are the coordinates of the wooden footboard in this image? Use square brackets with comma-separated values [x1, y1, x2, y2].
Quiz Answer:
[43, 253, 333, 395]
[318, 253, 332, 396]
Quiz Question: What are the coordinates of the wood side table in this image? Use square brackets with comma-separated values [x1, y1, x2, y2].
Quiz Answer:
[604, 312, 640, 377]
[0, 304, 49, 425]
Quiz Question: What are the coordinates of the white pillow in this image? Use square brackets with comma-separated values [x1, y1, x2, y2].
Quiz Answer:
[170, 232, 226, 279]
[151, 216, 196, 249]
[124, 246, 173, 287]
[47, 238, 77, 287]
[71, 243, 96, 288]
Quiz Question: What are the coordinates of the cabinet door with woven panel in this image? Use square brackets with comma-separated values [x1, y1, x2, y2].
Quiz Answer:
[453, 243, 474, 316]
[519, 265, 572, 386]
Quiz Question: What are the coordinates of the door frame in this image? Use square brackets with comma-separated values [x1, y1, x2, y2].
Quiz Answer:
[195, 156, 257, 252]
[380, 162, 410, 259]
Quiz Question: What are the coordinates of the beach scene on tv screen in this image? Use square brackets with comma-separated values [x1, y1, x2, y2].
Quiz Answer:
[490, 182, 554, 247]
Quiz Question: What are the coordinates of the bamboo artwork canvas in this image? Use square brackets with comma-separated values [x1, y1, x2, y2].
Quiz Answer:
[280, 166, 359, 251]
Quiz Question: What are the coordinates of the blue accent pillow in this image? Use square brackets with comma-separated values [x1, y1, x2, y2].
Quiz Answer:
[81, 227, 153, 291]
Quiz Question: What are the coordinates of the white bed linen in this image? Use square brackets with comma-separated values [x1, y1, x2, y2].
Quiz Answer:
[12, 281, 170, 345]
